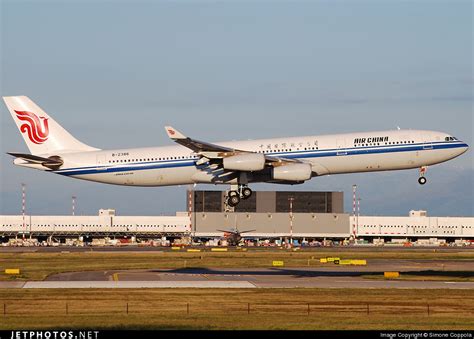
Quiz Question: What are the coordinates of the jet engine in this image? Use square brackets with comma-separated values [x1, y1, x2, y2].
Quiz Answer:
[272, 163, 312, 181]
[223, 153, 265, 171]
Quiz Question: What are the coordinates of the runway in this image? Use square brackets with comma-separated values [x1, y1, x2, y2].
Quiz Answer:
[2, 279, 473, 289]
[2, 259, 473, 289]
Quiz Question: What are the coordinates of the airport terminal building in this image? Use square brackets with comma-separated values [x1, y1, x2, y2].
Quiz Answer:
[1, 191, 473, 243]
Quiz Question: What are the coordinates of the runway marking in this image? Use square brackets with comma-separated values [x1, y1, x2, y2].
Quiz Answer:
[22, 281, 256, 289]
[334, 280, 397, 283]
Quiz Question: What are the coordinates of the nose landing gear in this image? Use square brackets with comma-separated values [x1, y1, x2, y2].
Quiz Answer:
[418, 166, 427, 185]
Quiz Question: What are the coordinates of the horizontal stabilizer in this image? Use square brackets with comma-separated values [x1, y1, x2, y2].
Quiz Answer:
[7, 152, 63, 168]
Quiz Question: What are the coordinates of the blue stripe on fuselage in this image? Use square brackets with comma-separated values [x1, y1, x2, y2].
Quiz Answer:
[54, 142, 468, 177]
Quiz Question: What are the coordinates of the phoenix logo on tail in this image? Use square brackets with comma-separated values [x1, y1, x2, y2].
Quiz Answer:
[15, 110, 49, 144]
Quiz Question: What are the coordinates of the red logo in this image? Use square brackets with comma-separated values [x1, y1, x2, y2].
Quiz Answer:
[15, 110, 49, 144]
[168, 129, 175, 136]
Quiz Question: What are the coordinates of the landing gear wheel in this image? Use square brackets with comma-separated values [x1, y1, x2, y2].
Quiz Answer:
[241, 187, 252, 200]
[228, 194, 241, 207]
[228, 190, 239, 197]
[418, 177, 427, 185]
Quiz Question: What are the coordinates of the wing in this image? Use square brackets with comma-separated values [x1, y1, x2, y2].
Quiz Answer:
[164, 126, 303, 166]
[216, 229, 237, 234]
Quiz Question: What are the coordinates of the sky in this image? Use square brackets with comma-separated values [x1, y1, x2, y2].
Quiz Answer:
[0, 0, 472, 217]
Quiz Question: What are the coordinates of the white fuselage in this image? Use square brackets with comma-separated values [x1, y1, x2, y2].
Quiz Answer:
[19, 129, 468, 187]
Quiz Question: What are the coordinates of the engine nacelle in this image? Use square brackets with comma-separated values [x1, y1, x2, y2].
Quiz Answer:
[223, 153, 265, 171]
[272, 163, 312, 181]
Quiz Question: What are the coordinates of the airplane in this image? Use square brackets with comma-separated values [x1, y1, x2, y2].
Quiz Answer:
[216, 227, 256, 246]
[3, 95, 469, 207]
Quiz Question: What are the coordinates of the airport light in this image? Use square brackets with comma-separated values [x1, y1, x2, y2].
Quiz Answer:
[352, 185, 357, 238]
[188, 186, 195, 242]
[288, 197, 294, 247]
[72, 196, 76, 216]
[21, 183, 26, 240]
[357, 197, 361, 236]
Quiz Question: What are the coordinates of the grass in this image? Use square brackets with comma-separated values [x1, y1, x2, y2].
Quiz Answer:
[1, 248, 474, 281]
[1, 249, 473, 330]
[1, 288, 473, 330]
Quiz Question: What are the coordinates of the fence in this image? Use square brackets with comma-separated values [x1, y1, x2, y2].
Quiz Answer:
[1, 299, 473, 317]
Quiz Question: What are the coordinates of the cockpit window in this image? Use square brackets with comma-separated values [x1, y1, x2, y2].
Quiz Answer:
[445, 136, 458, 141]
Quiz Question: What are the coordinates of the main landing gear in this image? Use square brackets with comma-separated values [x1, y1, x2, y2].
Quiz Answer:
[226, 185, 253, 207]
[418, 166, 427, 185]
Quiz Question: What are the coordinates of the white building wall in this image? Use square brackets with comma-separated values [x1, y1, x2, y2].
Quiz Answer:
[1, 213, 472, 238]
[0, 215, 190, 234]
[1, 215, 28, 233]
[31, 216, 110, 233]
[355, 215, 474, 238]
[112, 216, 190, 233]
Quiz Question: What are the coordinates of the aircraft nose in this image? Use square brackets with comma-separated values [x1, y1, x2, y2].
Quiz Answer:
[459, 142, 469, 155]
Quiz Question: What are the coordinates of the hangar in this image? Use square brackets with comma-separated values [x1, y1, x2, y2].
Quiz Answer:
[190, 190, 348, 238]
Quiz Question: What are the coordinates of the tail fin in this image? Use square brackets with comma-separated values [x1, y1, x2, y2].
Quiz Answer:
[3, 96, 99, 155]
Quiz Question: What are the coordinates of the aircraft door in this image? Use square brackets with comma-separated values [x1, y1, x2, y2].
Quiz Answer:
[336, 139, 347, 155]
[422, 134, 433, 150]
[96, 154, 108, 170]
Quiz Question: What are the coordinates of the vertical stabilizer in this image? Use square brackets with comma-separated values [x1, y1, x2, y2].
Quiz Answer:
[3, 96, 99, 155]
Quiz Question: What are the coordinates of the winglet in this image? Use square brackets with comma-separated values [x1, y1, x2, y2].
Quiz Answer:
[164, 126, 186, 140]
[164, 125, 234, 153]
